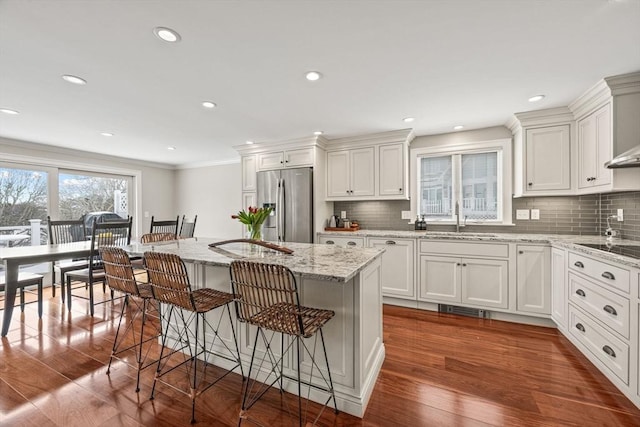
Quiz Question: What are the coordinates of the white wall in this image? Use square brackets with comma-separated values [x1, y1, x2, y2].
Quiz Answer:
[175, 162, 242, 238]
[0, 136, 175, 238]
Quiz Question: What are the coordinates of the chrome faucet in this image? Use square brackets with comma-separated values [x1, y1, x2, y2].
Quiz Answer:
[454, 201, 466, 232]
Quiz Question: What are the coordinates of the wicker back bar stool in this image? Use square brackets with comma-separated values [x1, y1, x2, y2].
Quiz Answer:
[140, 232, 177, 244]
[100, 247, 162, 392]
[144, 251, 244, 424]
[229, 260, 338, 426]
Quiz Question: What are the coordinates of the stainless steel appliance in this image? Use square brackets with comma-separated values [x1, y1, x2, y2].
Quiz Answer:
[257, 167, 313, 243]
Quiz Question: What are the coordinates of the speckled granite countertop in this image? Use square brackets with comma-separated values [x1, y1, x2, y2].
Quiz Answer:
[318, 230, 640, 268]
[126, 237, 384, 282]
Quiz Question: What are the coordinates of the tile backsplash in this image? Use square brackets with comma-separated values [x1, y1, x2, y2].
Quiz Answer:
[333, 191, 640, 240]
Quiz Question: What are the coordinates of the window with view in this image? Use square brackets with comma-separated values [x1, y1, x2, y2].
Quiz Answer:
[411, 139, 512, 225]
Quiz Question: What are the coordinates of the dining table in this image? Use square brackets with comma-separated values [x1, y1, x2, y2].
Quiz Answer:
[0, 241, 94, 336]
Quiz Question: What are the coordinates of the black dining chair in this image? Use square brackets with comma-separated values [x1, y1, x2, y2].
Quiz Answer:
[0, 272, 44, 319]
[149, 215, 179, 238]
[47, 216, 88, 302]
[65, 217, 132, 316]
[179, 215, 197, 238]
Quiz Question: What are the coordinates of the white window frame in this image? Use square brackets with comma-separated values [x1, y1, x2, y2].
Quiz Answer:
[410, 138, 513, 226]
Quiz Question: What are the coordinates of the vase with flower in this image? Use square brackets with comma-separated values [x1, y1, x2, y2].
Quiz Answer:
[232, 206, 273, 241]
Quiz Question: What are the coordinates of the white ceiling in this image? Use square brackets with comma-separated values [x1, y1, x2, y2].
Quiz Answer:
[1, 0, 639, 167]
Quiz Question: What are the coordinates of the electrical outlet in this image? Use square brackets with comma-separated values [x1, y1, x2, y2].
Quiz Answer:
[144, 211, 149, 218]
[401, 210, 412, 220]
[516, 209, 530, 220]
[531, 209, 540, 220]
[617, 209, 624, 221]
[340, 211, 347, 219]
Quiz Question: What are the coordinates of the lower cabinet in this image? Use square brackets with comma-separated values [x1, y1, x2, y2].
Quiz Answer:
[551, 247, 567, 329]
[418, 255, 508, 309]
[368, 238, 415, 299]
[516, 245, 551, 315]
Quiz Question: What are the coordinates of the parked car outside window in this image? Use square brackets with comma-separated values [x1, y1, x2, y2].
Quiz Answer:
[81, 211, 125, 236]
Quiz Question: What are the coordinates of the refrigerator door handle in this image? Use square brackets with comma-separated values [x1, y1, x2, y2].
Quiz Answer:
[278, 178, 285, 242]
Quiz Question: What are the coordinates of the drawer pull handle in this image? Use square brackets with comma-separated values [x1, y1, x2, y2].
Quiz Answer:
[575, 289, 586, 297]
[602, 345, 616, 358]
[575, 323, 585, 332]
[601, 271, 615, 280]
[518, 250, 524, 254]
[347, 241, 356, 246]
[603, 305, 617, 316]
[326, 240, 335, 245]
[574, 261, 584, 268]
[385, 240, 396, 245]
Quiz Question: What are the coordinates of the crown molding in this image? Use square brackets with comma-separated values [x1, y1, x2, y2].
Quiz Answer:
[508, 106, 574, 130]
[233, 135, 328, 155]
[175, 158, 240, 170]
[604, 70, 640, 96]
[324, 128, 415, 149]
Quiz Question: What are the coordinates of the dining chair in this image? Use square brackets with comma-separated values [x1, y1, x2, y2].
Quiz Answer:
[144, 251, 243, 424]
[179, 215, 197, 238]
[47, 216, 88, 302]
[64, 217, 132, 316]
[100, 246, 162, 392]
[149, 215, 179, 238]
[0, 272, 44, 319]
[229, 260, 338, 426]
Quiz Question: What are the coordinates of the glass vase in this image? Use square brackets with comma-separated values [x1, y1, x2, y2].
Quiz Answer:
[247, 223, 263, 241]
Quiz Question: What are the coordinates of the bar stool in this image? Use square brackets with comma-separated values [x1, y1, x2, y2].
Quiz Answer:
[100, 247, 162, 392]
[0, 272, 44, 319]
[144, 251, 243, 424]
[229, 260, 338, 426]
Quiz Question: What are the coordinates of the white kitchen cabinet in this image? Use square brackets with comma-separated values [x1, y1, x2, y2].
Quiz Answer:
[326, 148, 375, 198]
[524, 125, 571, 192]
[508, 107, 575, 197]
[378, 143, 408, 198]
[516, 245, 551, 315]
[418, 255, 508, 309]
[242, 192, 256, 210]
[318, 235, 365, 248]
[257, 147, 314, 171]
[551, 247, 567, 329]
[241, 155, 257, 191]
[577, 103, 612, 190]
[369, 238, 415, 299]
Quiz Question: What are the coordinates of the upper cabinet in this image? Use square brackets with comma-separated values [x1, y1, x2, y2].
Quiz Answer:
[325, 129, 413, 201]
[508, 107, 575, 197]
[257, 147, 314, 171]
[241, 155, 257, 191]
[569, 71, 640, 194]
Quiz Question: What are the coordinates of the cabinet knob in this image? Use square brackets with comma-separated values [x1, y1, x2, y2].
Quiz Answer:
[575, 323, 585, 332]
[518, 250, 524, 254]
[603, 305, 617, 316]
[462, 263, 467, 267]
[456, 263, 461, 266]
[399, 188, 402, 192]
[528, 182, 533, 186]
[602, 345, 616, 358]
[280, 161, 284, 164]
[346, 190, 350, 194]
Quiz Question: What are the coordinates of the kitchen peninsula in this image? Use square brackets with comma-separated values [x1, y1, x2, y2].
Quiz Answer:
[126, 238, 385, 417]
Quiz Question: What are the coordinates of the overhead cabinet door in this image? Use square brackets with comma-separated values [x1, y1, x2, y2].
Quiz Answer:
[525, 125, 571, 192]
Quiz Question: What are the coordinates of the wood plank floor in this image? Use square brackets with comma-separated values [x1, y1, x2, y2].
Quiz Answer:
[2, 288, 640, 426]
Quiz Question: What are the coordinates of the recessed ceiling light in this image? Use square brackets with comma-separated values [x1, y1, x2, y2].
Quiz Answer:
[100, 132, 114, 137]
[153, 27, 181, 43]
[246, 140, 254, 145]
[167, 146, 176, 150]
[0, 108, 19, 115]
[305, 71, 322, 81]
[62, 74, 87, 85]
[202, 101, 216, 109]
[453, 125, 464, 131]
[528, 94, 545, 103]
[403, 117, 415, 123]
[313, 131, 323, 135]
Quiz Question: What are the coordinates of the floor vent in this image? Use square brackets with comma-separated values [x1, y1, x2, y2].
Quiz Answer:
[438, 304, 489, 319]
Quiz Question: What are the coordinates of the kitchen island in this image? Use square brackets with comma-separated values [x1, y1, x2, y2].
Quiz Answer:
[126, 238, 385, 417]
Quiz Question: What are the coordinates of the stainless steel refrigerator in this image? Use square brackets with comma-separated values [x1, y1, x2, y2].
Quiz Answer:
[257, 167, 313, 243]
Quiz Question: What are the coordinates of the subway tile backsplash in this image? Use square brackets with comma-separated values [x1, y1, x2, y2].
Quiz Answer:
[333, 191, 640, 240]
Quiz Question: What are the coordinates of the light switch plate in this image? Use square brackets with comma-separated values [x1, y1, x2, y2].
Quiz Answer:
[617, 209, 624, 221]
[516, 209, 530, 220]
[531, 209, 540, 220]
[401, 210, 412, 220]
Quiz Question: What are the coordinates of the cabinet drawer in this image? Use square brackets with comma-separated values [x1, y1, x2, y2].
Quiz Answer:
[420, 240, 508, 258]
[568, 305, 629, 384]
[318, 236, 364, 248]
[568, 252, 630, 294]
[568, 272, 630, 339]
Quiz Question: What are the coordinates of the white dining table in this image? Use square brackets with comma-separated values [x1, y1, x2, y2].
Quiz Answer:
[0, 241, 94, 336]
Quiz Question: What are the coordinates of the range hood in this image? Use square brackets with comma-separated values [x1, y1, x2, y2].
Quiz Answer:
[605, 145, 640, 168]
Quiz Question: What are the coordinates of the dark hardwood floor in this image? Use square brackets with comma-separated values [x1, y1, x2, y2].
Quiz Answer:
[1, 288, 640, 426]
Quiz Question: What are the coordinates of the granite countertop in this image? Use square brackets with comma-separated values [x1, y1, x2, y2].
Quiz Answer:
[126, 237, 384, 282]
[318, 229, 640, 268]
